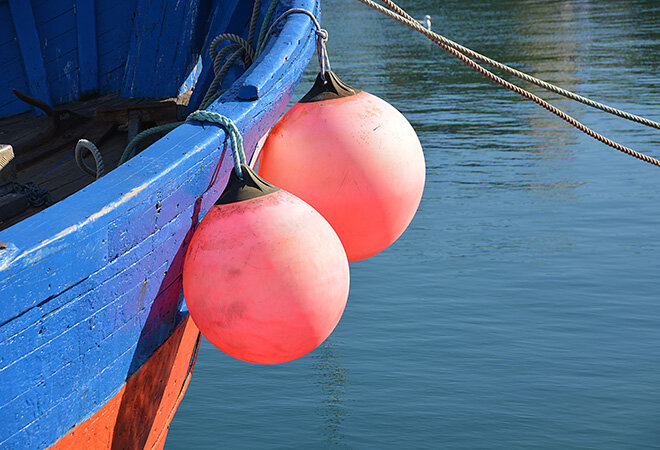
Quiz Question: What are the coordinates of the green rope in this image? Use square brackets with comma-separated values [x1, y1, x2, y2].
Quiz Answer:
[248, 0, 262, 47]
[256, 0, 281, 53]
[119, 122, 182, 165]
[119, 111, 245, 178]
[186, 110, 246, 178]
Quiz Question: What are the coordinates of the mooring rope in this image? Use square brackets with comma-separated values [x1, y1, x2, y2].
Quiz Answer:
[256, 0, 282, 51]
[119, 122, 181, 165]
[355, 0, 660, 168]
[119, 111, 245, 175]
[372, 0, 660, 131]
[248, 0, 262, 48]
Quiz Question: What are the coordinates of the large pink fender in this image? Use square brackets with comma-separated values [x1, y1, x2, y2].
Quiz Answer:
[183, 167, 349, 364]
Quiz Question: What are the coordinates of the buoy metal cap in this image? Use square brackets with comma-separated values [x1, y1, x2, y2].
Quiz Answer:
[216, 164, 279, 205]
[300, 71, 360, 103]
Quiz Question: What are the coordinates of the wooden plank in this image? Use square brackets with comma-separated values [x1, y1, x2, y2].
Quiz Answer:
[0, 90, 31, 117]
[33, 3, 81, 101]
[48, 317, 197, 450]
[75, 0, 98, 94]
[96, 0, 136, 93]
[0, 274, 185, 449]
[7, 0, 52, 108]
[120, 0, 168, 97]
[93, 98, 179, 125]
[0, 202, 196, 446]
[33, 5, 75, 37]
[0, 93, 182, 231]
[0, 257, 170, 404]
[121, 0, 203, 99]
[39, 26, 80, 104]
[0, 3, 33, 117]
[161, 0, 203, 96]
[0, 9, 18, 43]
[31, 0, 72, 20]
[152, 0, 188, 94]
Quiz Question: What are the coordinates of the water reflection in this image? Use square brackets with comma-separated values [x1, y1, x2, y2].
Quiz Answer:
[312, 339, 350, 448]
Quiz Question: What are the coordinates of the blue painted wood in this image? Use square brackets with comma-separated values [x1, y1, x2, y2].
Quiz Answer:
[238, 1, 321, 100]
[0, 3, 31, 116]
[0, 1, 318, 448]
[32, 2, 80, 105]
[121, 0, 204, 99]
[7, 0, 52, 108]
[32, 0, 73, 19]
[96, 0, 137, 93]
[76, 0, 99, 94]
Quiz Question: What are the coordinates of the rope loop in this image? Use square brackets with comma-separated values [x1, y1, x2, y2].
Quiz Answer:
[315, 28, 328, 40]
[186, 110, 246, 179]
[201, 33, 257, 108]
[209, 34, 255, 68]
[315, 28, 331, 79]
[75, 139, 105, 179]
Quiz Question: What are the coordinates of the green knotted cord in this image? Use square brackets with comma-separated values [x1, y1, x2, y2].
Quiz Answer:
[186, 110, 246, 178]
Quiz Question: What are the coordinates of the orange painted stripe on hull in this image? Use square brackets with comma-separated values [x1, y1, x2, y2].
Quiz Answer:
[49, 317, 200, 450]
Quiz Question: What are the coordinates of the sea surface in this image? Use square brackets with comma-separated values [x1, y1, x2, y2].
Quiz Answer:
[167, 0, 660, 448]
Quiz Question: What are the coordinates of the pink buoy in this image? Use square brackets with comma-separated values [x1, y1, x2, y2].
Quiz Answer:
[183, 165, 349, 364]
[258, 71, 426, 262]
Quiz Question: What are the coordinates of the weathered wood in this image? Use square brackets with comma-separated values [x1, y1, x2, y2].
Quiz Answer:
[7, 0, 52, 109]
[12, 88, 89, 132]
[121, 0, 205, 99]
[48, 317, 199, 450]
[75, 0, 99, 95]
[32, 2, 79, 105]
[2, 92, 183, 170]
[96, 0, 137, 94]
[94, 98, 180, 125]
[0, 2, 32, 116]
[0, 145, 16, 186]
[0, 94, 185, 230]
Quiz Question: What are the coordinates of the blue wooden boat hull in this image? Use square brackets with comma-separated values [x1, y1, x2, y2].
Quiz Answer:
[0, 0, 318, 447]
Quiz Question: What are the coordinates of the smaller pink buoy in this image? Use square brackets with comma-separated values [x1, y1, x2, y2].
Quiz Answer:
[258, 71, 426, 262]
[183, 165, 350, 364]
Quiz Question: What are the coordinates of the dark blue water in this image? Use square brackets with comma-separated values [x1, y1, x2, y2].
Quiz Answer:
[167, 1, 660, 447]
